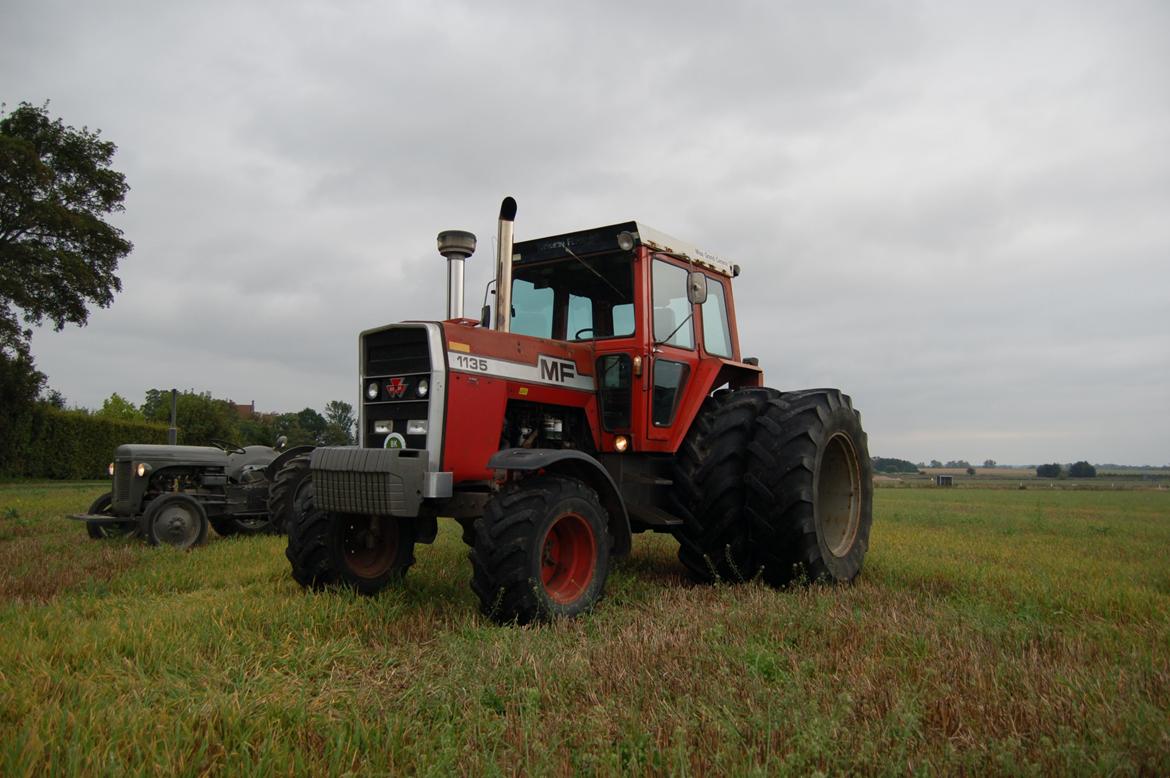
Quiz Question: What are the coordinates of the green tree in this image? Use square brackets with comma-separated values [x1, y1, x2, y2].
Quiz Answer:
[239, 416, 277, 447]
[1068, 461, 1097, 478]
[0, 102, 131, 360]
[142, 388, 238, 446]
[95, 392, 142, 421]
[872, 457, 919, 474]
[323, 400, 356, 445]
[983, 459, 996, 468]
[273, 413, 314, 447]
[296, 407, 327, 444]
[1036, 463, 1062, 478]
[0, 352, 44, 474]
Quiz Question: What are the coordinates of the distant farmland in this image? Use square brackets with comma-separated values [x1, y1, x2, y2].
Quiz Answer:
[1, 481, 1167, 774]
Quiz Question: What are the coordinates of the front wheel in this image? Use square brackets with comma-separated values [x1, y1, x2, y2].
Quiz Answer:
[285, 482, 416, 594]
[142, 493, 209, 549]
[746, 389, 873, 585]
[471, 475, 611, 624]
[84, 492, 137, 540]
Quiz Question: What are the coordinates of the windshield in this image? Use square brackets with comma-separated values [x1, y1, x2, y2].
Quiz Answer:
[510, 253, 635, 341]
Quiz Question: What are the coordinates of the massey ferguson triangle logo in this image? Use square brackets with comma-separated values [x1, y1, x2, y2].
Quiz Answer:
[386, 377, 407, 398]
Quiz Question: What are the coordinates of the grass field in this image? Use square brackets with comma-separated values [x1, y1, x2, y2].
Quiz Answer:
[1, 482, 1167, 775]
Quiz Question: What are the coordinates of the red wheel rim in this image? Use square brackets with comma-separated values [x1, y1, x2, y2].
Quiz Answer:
[341, 515, 398, 578]
[540, 512, 597, 604]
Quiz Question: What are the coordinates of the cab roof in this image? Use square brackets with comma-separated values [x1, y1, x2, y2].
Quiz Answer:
[512, 221, 739, 278]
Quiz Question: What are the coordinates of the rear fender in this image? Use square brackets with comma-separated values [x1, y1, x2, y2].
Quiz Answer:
[265, 445, 315, 480]
[486, 448, 632, 557]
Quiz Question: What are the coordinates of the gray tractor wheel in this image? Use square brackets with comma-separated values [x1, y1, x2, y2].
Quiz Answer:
[142, 493, 210, 550]
[84, 492, 137, 540]
[267, 454, 311, 534]
[746, 389, 873, 586]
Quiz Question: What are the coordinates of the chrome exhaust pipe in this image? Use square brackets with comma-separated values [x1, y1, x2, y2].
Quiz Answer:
[436, 230, 476, 320]
[495, 197, 517, 332]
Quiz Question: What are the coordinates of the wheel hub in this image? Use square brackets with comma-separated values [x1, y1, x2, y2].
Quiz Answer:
[155, 504, 199, 547]
[540, 512, 597, 605]
[818, 431, 862, 557]
[341, 515, 398, 578]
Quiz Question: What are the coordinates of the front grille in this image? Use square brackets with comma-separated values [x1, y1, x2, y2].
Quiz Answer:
[115, 461, 133, 502]
[363, 326, 433, 449]
[365, 327, 430, 376]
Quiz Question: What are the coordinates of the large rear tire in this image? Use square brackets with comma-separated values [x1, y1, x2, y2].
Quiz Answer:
[285, 481, 416, 594]
[84, 492, 137, 539]
[746, 389, 873, 586]
[471, 475, 610, 624]
[671, 387, 778, 583]
[267, 454, 311, 534]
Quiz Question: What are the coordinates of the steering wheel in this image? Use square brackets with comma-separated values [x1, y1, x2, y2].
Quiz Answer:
[573, 327, 594, 340]
[210, 439, 247, 455]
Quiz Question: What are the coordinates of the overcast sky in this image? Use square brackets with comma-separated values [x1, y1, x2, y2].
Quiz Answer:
[4, 0, 1168, 465]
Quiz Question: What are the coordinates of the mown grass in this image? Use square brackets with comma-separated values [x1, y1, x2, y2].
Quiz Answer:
[0, 482, 1167, 775]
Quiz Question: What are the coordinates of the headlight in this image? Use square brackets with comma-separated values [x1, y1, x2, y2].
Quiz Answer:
[406, 419, 428, 435]
[136, 463, 152, 478]
[108, 462, 115, 477]
[366, 381, 379, 400]
[417, 379, 429, 398]
[373, 420, 392, 434]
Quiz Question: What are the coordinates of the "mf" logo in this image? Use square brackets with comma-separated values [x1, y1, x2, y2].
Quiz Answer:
[386, 377, 407, 398]
[539, 356, 577, 384]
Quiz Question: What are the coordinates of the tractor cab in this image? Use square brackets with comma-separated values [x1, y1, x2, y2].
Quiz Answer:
[503, 222, 761, 456]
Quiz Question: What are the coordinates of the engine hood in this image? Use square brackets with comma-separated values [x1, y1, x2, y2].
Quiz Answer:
[114, 444, 229, 467]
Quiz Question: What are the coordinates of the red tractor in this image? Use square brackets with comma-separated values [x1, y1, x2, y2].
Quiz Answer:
[284, 198, 872, 623]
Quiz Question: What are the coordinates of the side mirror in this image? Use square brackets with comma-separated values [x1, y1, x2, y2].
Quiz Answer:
[275, 435, 288, 451]
[687, 271, 708, 305]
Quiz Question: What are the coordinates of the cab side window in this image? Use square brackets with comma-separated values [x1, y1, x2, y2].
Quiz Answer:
[701, 278, 732, 358]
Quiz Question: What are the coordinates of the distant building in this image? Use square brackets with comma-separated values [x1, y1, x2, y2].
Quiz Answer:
[935, 474, 953, 487]
[227, 400, 255, 420]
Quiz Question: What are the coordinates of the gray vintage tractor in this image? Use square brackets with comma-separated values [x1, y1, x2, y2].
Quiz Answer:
[71, 439, 313, 548]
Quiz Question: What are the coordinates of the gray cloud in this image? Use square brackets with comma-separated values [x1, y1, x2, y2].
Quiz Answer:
[5, 0, 1168, 464]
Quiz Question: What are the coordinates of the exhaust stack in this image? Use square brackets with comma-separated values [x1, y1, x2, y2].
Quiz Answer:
[495, 197, 517, 332]
[436, 230, 477, 320]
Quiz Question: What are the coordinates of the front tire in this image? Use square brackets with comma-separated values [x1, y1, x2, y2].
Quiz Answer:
[471, 475, 611, 624]
[142, 493, 209, 549]
[285, 482, 416, 594]
[84, 492, 137, 540]
[746, 389, 873, 585]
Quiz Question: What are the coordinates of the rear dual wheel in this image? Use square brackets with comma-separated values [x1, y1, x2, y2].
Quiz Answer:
[671, 387, 778, 582]
[746, 389, 873, 585]
[672, 386, 873, 588]
[471, 475, 610, 624]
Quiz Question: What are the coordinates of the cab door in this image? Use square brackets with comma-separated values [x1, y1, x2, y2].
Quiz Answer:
[644, 256, 699, 444]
